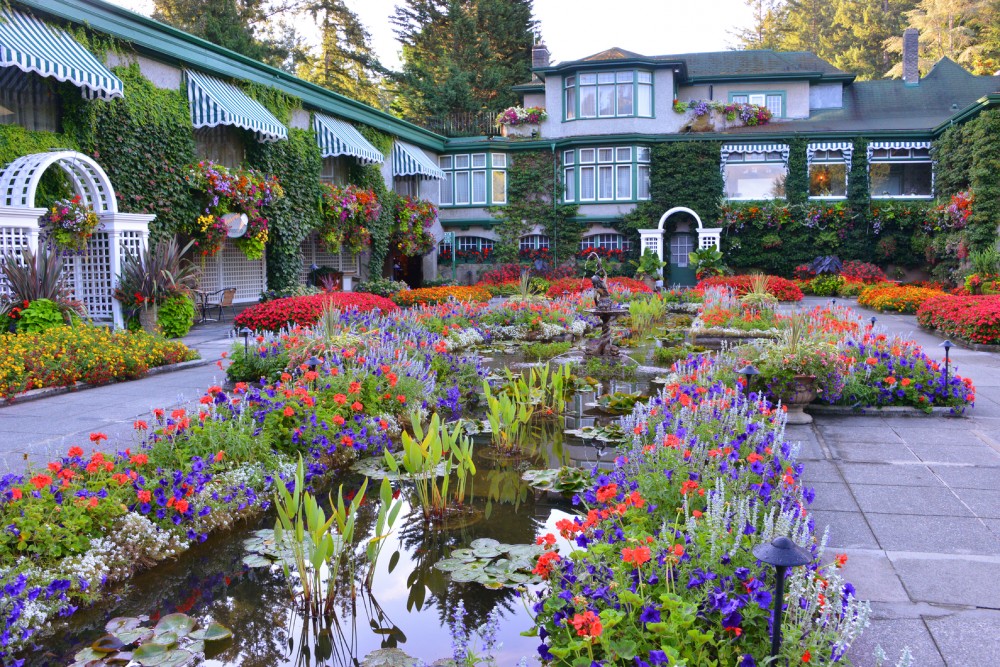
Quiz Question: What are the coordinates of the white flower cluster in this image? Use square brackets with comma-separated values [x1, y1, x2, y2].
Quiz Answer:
[445, 327, 486, 351]
[537, 322, 569, 340]
[487, 324, 528, 340]
[569, 319, 589, 336]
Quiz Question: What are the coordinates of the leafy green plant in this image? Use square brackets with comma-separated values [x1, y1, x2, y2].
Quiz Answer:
[15, 298, 67, 334]
[593, 391, 647, 414]
[653, 344, 706, 367]
[688, 247, 727, 279]
[583, 356, 637, 381]
[156, 293, 195, 338]
[0, 246, 75, 321]
[114, 237, 199, 320]
[522, 341, 572, 361]
[969, 246, 1000, 277]
[501, 363, 572, 415]
[809, 273, 845, 297]
[630, 248, 666, 280]
[483, 380, 534, 453]
[522, 466, 591, 495]
[739, 273, 778, 311]
[225, 341, 289, 383]
[356, 277, 408, 297]
[71, 613, 232, 666]
[627, 296, 667, 341]
[364, 476, 404, 589]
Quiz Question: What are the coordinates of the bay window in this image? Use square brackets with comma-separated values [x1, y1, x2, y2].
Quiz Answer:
[868, 142, 933, 198]
[564, 69, 654, 120]
[439, 152, 507, 206]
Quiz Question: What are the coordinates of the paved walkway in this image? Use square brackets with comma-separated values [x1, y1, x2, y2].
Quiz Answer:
[2, 298, 999, 665]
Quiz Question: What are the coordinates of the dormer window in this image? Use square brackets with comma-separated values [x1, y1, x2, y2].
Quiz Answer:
[730, 92, 784, 118]
[565, 70, 653, 120]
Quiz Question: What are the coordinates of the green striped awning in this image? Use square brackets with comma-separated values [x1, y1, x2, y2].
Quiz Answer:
[0, 9, 123, 99]
[186, 69, 287, 143]
[392, 140, 445, 180]
[314, 113, 383, 164]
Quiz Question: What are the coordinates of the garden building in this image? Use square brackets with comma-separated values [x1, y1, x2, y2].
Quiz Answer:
[1, 0, 999, 313]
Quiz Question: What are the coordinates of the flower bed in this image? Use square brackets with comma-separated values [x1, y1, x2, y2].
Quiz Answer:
[0, 326, 195, 399]
[233, 293, 398, 332]
[917, 295, 1000, 345]
[857, 284, 945, 314]
[391, 285, 492, 307]
[697, 275, 804, 302]
[545, 277, 652, 298]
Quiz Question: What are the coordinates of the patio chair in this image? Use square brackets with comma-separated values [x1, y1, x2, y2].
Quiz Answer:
[201, 287, 237, 322]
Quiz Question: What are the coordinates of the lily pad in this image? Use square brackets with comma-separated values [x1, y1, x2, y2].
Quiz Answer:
[91, 635, 125, 653]
[155, 613, 195, 638]
[106, 652, 133, 665]
[74, 648, 105, 662]
[522, 467, 592, 495]
[132, 642, 169, 664]
[159, 649, 194, 667]
[189, 621, 233, 642]
[435, 541, 544, 588]
[154, 631, 179, 646]
[242, 554, 273, 568]
[105, 617, 141, 634]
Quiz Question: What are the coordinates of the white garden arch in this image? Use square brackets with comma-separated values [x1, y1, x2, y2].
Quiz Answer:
[638, 206, 722, 274]
[0, 151, 154, 328]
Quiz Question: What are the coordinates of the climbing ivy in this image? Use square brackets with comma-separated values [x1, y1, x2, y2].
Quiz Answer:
[785, 138, 808, 205]
[847, 138, 870, 212]
[349, 127, 395, 278]
[0, 123, 78, 207]
[968, 109, 1000, 251]
[246, 127, 323, 292]
[242, 82, 297, 126]
[488, 150, 578, 265]
[63, 63, 198, 243]
[933, 125, 973, 198]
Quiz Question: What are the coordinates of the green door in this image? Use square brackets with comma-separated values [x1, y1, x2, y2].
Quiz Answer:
[669, 233, 697, 287]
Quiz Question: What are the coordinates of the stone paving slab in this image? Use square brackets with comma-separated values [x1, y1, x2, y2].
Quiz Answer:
[839, 550, 910, 603]
[806, 481, 860, 512]
[891, 555, 1000, 608]
[925, 612, 1000, 667]
[827, 441, 921, 463]
[838, 461, 940, 487]
[850, 483, 974, 517]
[865, 513, 1000, 555]
[846, 616, 945, 667]
[908, 442, 1000, 466]
[810, 509, 881, 549]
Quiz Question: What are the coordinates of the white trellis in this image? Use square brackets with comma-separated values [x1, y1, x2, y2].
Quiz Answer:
[0, 151, 154, 328]
[638, 206, 722, 275]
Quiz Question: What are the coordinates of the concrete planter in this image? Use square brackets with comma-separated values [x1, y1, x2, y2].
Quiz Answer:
[500, 123, 539, 138]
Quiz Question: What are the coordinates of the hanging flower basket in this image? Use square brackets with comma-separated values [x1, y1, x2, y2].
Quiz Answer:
[318, 183, 381, 255]
[392, 195, 437, 256]
[496, 106, 547, 138]
[39, 195, 100, 254]
[186, 161, 284, 259]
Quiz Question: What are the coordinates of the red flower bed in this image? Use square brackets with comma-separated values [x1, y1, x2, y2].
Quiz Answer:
[234, 292, 398, 332]
[840, 260, 886, 283]
[696, 275, 804, 302]
[545, 277, 653, 298]
[916, 295, 1000, 345]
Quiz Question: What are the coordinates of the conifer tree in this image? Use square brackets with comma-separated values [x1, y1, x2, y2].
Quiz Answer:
[153, 0, 290, 65]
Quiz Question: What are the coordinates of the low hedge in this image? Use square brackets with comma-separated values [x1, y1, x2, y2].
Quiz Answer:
[858, 284, 946, 314]
[545, 277, 652, 298]
[917, 294, 1000, 345]
[233, 292, 398, 332]
[391, 285, 492, 307]
[696, 275, 804, 301]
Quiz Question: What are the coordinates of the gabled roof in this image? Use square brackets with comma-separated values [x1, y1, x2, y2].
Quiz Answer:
[719, 58, 1000, 135]
[582, 47, 646, 62]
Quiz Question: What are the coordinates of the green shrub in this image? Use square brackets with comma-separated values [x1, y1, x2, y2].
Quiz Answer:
[653, 344, 706, 367]
[225, 342, 289, 383]
[583, 356, 637, 380]
[836, 281, 865, 298]
[522, 341, 572, 361]
[808, 274, 844, 297]
[16, 299, 66, 334]
[156, 294, 195, 338]
[356, 277, 408, 297]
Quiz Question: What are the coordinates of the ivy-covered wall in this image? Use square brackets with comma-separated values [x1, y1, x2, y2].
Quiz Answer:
[785, 138, 808, 205]
[967, 109, 1000, 252]
[0, 121, 78, 207]
[350, 127, 395, 278]
[63, 63, 198, 244]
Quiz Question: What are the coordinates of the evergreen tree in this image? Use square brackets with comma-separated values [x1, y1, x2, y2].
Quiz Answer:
[885, 0, 983, 75]
[730, 0, 787, 49]
[391, 0, 535, 122]
[778, 0, 837, 56]
[827, 0, 914, 79]
[153, 0, 291, 65]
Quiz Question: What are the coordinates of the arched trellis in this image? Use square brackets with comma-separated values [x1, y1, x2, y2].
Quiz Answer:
[638, 206, 722, 275]
[0, 151, 119, 213]
[0, 151, 152, 328]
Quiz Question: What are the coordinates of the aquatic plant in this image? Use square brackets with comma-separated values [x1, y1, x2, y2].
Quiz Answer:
[482, 381, 534, 454]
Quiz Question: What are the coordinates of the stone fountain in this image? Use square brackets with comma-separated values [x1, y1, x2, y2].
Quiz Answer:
[583, 253, 626, 358]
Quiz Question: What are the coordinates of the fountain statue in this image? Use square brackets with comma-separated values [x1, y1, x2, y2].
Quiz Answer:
[583, 253, 625, 357]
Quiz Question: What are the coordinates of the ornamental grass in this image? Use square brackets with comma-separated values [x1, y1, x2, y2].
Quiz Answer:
[391, 285, 492, 307]
[697, 275, 804, 302]
[857, 284, 945, 314]
[0, 326, 195, 399]
[917, 294, 1000, 345]
[233, 292, 398, 332]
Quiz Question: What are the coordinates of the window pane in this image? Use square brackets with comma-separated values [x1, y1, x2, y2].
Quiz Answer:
[598, 148, 613, 162]
[492, 170, 507, 204]
[616, 147, 632, 162]
[472, 171, 486, 204]
[598, 72, 615, 84]
[724, 163, 787, 199]
[617, 83, 633, 115]
[563, 150, 575, 165]
[732, 94, 749, 104]
[598, 84, 615, 116]
[580, 73, 597, 84]
[440, 172, 453, 205]
[637, 146, 651, 162]
[598, 165, 614, 199]
[809, 163, 847, 197]
[869, 162, 933, 197]
[580, 85, 596, 117]
[579, 148, 596, 163]
[565, 86, 576, 120]
[637, 83, 652, 117]
[491, 153, 506, 168]
[765, 95, 782, 117]
[565, 76, 575, 88]
[616, 71, 633, 82]
[670, 236, 692, 267]
[455, 154, 470, 169]
[749, 93, 766, 106]
[637, 165, 650, 199]
[580, 166, 595, 199]
[564, 167, 576, 201]
[439, 155, 453, 170]
[471, 153, 487, 168]
[617, 164, 632, 199]
[637, 71, 652, 83]
[455, 171, 470, 204]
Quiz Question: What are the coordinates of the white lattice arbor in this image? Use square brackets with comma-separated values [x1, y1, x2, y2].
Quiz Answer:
[638, 206, 723, 275]
[0, 151, 154, 328]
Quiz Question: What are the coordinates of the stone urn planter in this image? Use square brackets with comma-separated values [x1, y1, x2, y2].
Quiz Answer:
[138, 305, 159, 334]
[500, 123, 539, 138]
[782, 374, 817, 424]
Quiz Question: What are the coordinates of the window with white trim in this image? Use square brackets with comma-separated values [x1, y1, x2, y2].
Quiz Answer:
[519, 234, 550, 250]
[722, 146, 787, 200]
[869, 144, 932, 198]
[731, 92, 784, 118]
[808, 147, 849, 198]
[439, 153, 507, 206]
[670, 235, 693, 267]
[579, 233, 631, 251]
[565, 69, 653, 120]
[564, 146, 650, 203]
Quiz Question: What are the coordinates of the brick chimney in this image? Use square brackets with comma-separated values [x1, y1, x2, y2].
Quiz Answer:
[532, 41, 550, 69]
[903, 28, 919, 85]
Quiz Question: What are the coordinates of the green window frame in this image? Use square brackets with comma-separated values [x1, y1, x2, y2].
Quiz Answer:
[564, 69, 654, 121]
[439, 152, 507, 207]
[729, 91, 786, 118]
[563, 145, 651, 203]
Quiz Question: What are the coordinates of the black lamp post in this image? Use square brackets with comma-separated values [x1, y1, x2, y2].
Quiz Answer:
[753, 536, 813, 660]
[831, 298, 836, 307]
[869, 316, 877, 329]
[307, 356, 321, 374]
[737, 363, 760, 400]
[939, 340, 953, 388]
[239, 327, 253, 354]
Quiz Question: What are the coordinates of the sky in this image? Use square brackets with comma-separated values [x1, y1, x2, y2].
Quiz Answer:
[104, 0, 754, 71]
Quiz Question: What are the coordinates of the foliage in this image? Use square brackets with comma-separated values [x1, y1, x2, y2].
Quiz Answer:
[521, 467, 592, 495]
[246, 128, 323, 293]
[785, 137, 808, 205]
[0, 124, 77, 208]
[65, 63, 198, 245]
[0, 326, 194, 398]
[152, 0, 293, 65]
[489, 151, 579, 265]
[522, 341, 573, 361]
[0, 247, 76, 322]
[809, 273, 845, 297]
[356, 277, 409, 297]
[917, 294, 1000, 344]
[688, 247, 728, 279]
[38, 195, 100, 254]
[156, 294, 195, 338]
[15, 299, 68, 335]
[435, 539, 544, 588]
[318, 184, 380, 255]
[847, 137, 870, 209]
[858, 284, 945, 313]
[225, 338, 290, 383]
[69, 613, 232, 666]
[934, 123, 974, 197]
[968, 109, 1000, 251]
[631, 248, 667, 279]
[392, 195, 437, 256]
[482, 381, 534, 454]
[392, 285, 491, 306]
[628, 295, 668, 341]
[697, 275, 804, 301]
[113, 238, 200, 320]
[350, 128, 395, 277]
[233, 292, 398, 331]
[673, 99, 773, 126]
